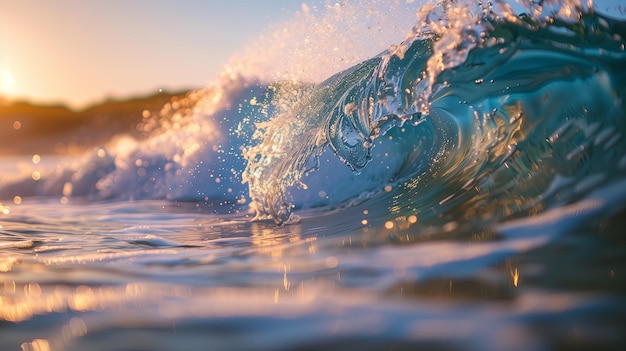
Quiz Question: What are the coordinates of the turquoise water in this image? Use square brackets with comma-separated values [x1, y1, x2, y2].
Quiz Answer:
[2, 1, 626, 350]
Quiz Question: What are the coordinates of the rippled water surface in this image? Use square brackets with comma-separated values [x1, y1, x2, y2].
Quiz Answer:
[2, 193, 625, 351]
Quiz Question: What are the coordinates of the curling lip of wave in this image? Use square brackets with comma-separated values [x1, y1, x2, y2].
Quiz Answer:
[243, 2, 626, 223]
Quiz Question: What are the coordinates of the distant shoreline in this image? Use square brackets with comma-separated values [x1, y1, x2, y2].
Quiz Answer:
[0, 89, 191, 156]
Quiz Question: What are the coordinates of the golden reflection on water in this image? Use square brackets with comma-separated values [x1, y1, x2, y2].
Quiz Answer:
[69, 286, 97, 312]
[0, 256, 18, 272]
[1, 282, 69, 323]
[62, 318, 88, 343]
[18, 317, 87, 351]
[506, 261, 521, 288]
[0, 282, 124, 323]
[250, 222, 289, 258]
[20, 338, 50, 351]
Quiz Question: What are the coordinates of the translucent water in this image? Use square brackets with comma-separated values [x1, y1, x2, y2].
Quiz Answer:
[2, 1, 626, 350]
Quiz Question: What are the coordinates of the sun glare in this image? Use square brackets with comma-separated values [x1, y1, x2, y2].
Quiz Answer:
[1, 70, 14, 94]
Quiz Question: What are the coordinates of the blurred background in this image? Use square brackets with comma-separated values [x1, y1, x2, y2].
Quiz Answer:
[0, 1, 320, 156]
[0, 0, 624, 156]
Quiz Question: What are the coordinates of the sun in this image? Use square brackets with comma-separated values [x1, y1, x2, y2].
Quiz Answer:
[1, 70, 14, 94]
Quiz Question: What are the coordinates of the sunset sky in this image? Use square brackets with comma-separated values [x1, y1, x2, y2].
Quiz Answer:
[1, 1, 623, 109]
[0, 0, 317, 108]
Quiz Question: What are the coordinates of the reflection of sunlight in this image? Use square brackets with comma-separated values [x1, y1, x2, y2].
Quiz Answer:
[20, 338, 51, 351]
[69, 286, 97, 312]
[512, 268, 520, 287]
[0, 257, 18, 272]
[506, 261, 520, 287]
[250, 222, 303, 258]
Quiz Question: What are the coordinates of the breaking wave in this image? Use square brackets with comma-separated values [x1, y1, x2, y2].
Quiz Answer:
[3, 0, 625, 227]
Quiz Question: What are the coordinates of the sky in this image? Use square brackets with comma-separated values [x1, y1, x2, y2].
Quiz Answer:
[0, 0, 624, 109]
[0, 0, 315, 108]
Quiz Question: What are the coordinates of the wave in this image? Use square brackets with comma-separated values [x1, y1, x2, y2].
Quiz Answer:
[244, 0, 626, 223]
[2, 0, 625, 226]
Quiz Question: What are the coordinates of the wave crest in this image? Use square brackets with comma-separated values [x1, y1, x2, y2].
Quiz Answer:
[243, 0, 626, 224]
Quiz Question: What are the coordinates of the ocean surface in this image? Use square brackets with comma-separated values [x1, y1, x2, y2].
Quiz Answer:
[2, 1, 626, 350]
